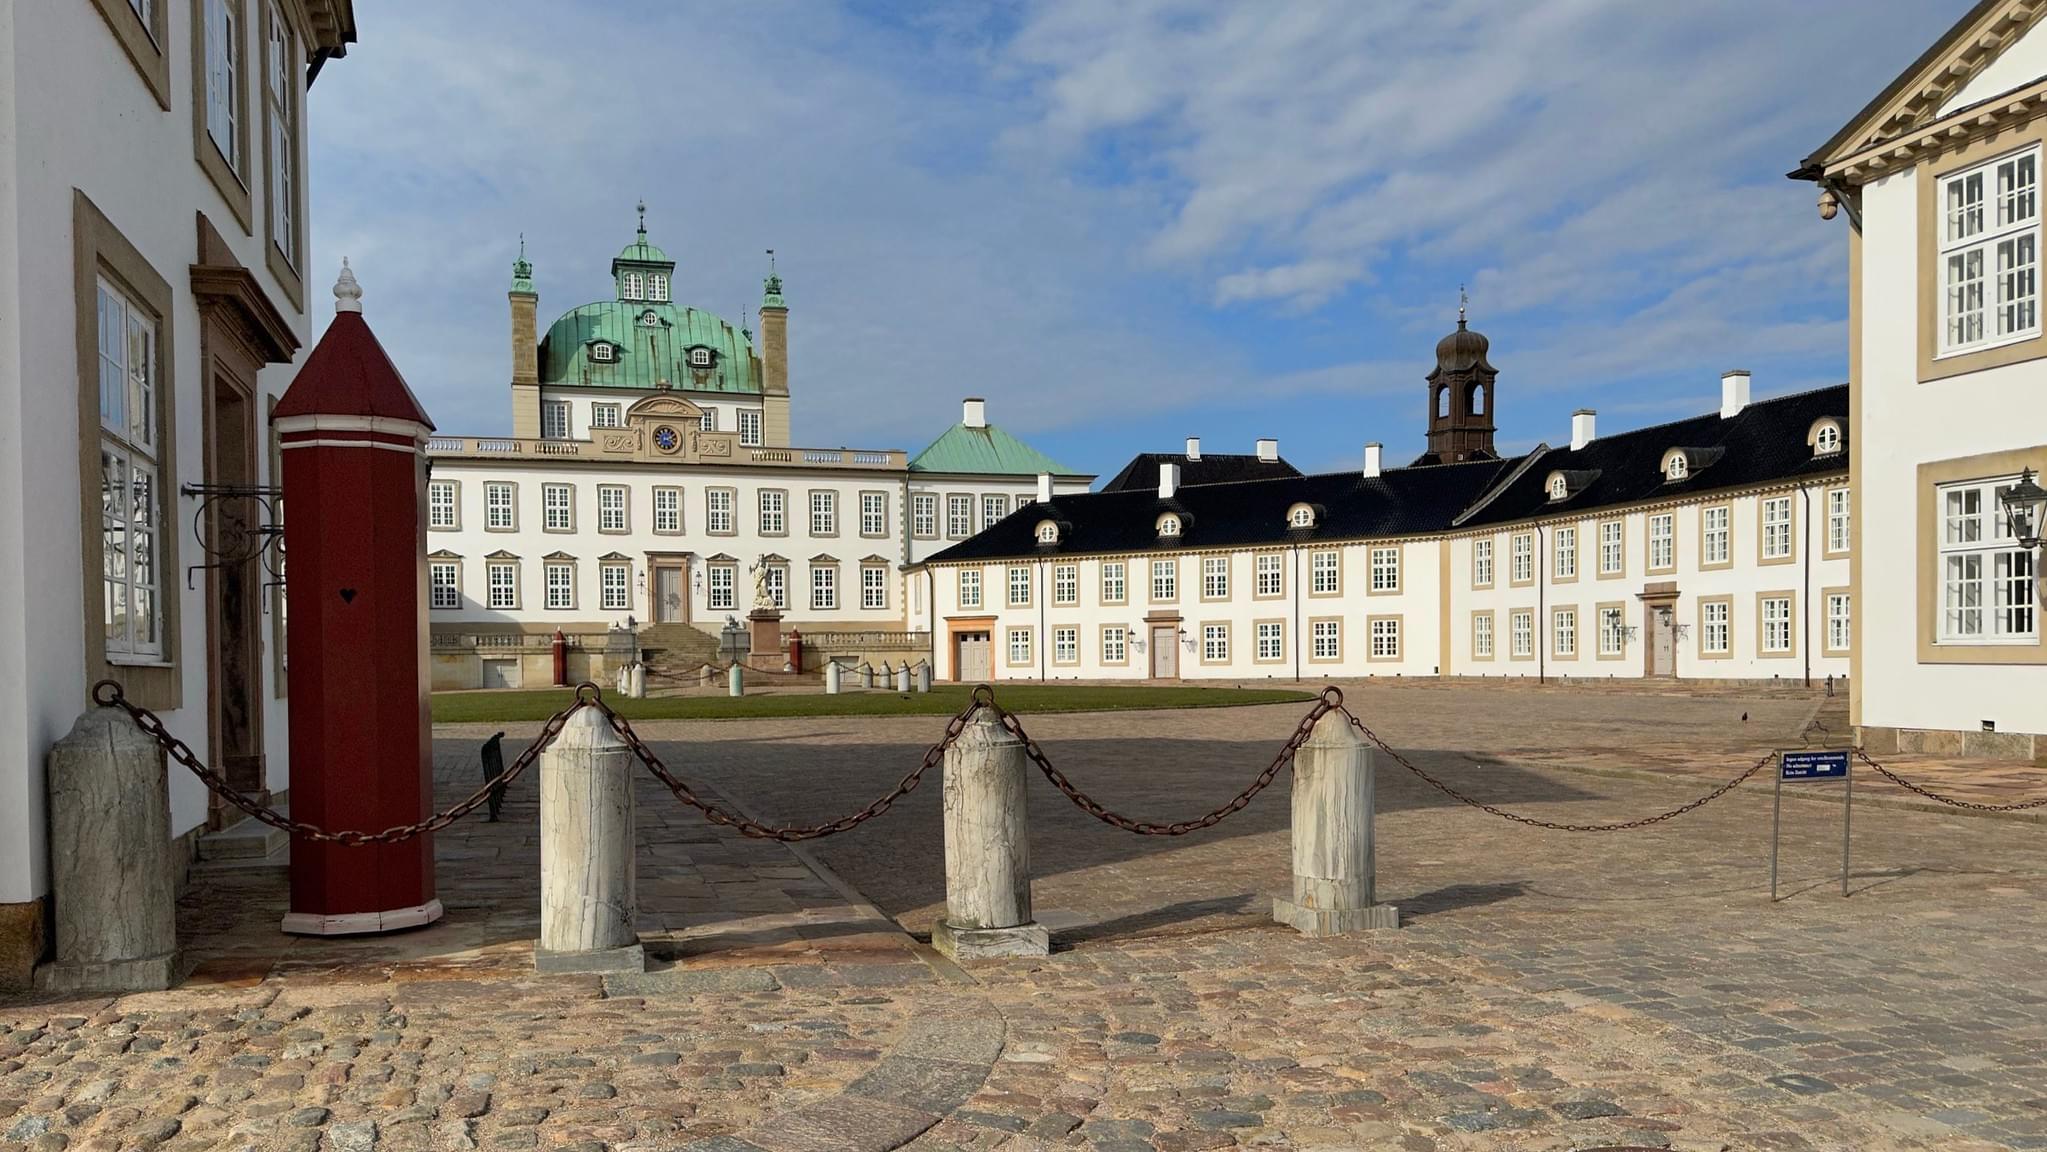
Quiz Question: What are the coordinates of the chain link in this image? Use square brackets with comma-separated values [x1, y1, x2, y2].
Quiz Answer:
[90, 678, 582, 845]
[1853, 749, 2047, 812]
[1339, 706, 1774, 832]
[1001, 687, 1343, 835]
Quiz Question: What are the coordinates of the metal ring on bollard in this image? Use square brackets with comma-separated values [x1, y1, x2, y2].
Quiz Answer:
[970, 684, 997, 709]
[1319, 685, 1345, 708]
[92, 679, 126, 706]
[573, 681, 605, 707]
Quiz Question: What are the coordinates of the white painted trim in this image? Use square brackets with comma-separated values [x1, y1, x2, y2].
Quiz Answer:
[278, 438, 423, 455]
[273, 413, 431, 438]
[281, 898, 444, 936]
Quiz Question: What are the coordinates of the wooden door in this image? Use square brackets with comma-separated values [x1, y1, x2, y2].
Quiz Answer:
[1650, 605, 1675, 676]
[1151, 625, 1179, 679]
[654, 566, 685, 623]
[206, 375, 264, 795]
[956, 632, 992, 682]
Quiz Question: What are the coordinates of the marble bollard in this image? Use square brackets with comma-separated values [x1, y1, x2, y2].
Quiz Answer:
[1273, 711, 1399, 935]
[915, 661, 932, 693]
[932, 711, 1049, 960]
[536, 707, 644, 973]
[37, 706, 178, 992]
[825, 661, 842, 694]
[862, 663, 876, 689]
[728, 663, 744, 697]
[895, 662, 912, 693]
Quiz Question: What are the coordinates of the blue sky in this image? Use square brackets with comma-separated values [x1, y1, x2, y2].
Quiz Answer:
[309, 1, 1960, 480]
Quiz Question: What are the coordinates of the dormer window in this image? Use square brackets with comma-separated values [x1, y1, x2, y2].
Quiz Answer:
[622, 272, 644, 300]
[649, 274, 669, 302]
[1665, 453, 1688, 481]
[689, 347, 713, 369]
[639, 310, 660, 327]
[1546, 474, 1569, 501]
[1157, 513, 1182, 538]
[1287, 503, 1316, 529]
[1035, 520, 1060, 545]
[590, 342, 616, 364]
[1814, 422, 1842, 456]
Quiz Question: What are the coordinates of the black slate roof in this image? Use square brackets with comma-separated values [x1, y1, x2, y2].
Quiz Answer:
[1099, 451, 1303, 492]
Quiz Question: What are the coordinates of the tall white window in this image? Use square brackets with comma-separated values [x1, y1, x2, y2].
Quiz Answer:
[1473, 613, 1494, 658]
[1054, 563, 1078, 606]
[1370, 618, 1400, 659]
[1472, 538, 1493, 586]
[982, 494, 1008, 530]
[622, 271, 643, 300]
[653, 487, 681, 533]
[699, 409, 718, 433]
[1054, 626, 1078, 664]
[1103, 626, 1128, 664]
[1101, 561, 1126, 603]
[1762, 596, 1792, 653]
[1313, 619, 1341, 660]
[1151, 558, 1177, 601]
[591, 403, 623, 429]
[1311, 551, 1339, 594]
[958, 568, 982, 610]
[861, 566, 887, 610]
[1649, 513, 1674, 570]
[1203, 623, 1229, 662]
[1828, 489, 1851, 553]
[265, 2, 296, 265]
[485, 483, 516, 530]
[1203, 556, 1229, 599]
[738, 408, 762, 446]
[1702, 600, 1730, 654]
[811, 566, 837, 610]
[912, 494, 937, 538]
[1256, 553, 1283, 597]
[97, 278, 163, 659]
[1599, 521, 1623, 575]
[1370, 547, 1399, 592]
[429, 561, 460, 609]
[541, 400, 570, 440]
[1599, 606, 1624, 656]
[545, 561, 575, 609]
[1511, 533, 1532, 582]
[1510, 610, 1533, 658]
[203, 0, 240, 166]
[1552, 608, 1577, 657]
[1941, 147, 2039, 353]
[1827, 592, 1852, 652]
[947, 495, 973, 538]
[1008, 628, 1032, 665]
[1008, 566, 1032, 607]
[809, 491, 836, 536]
[706, 489, 734, 534]
[765, 565, 787, 609]
[1761, 496, 1793, 560]
[649, 274, 669, 302]
[600, 563, 630, 611]
[428, 480, 458, 530]
[861, 492, 887, 537]
[708, 565, 735, 611]
[1938, 477, 2036, 642]
[759, 490, 785, 535]
[487, 561, 519, 610]
[1554, 527, 1577, 579]
[542, 483, 573, 531]
[598, 485, 627, 532]
[1703, 506, 1730, 565]
[1256, 621, 1284, 662]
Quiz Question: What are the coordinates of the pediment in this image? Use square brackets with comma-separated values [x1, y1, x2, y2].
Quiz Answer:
[625, 395, 705, 422]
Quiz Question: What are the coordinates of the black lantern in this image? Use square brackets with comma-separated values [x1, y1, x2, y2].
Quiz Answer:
[2000, 467, 2047, 550]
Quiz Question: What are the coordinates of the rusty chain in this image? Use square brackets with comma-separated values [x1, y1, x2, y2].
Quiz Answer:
[999, 687, 1342, 835]
[598, 686, 991, 842]
[90, 678, 582, 845]
[1853, 749, 2047, 812]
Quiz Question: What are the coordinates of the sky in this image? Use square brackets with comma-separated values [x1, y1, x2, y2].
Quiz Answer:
[308, 1, 1962, 480]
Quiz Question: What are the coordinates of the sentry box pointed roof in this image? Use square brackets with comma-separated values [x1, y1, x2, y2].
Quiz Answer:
[275, 261, 435, 428]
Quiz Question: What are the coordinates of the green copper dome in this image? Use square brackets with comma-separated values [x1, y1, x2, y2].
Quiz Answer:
[617, 236, 671, 265]
[539, 302, 760, 394]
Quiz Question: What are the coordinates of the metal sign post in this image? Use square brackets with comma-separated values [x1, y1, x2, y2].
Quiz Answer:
[1771, 750, 1853, 901]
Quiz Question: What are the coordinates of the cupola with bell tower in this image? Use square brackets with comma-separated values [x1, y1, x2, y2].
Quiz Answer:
[1424, 288, 1497, 463]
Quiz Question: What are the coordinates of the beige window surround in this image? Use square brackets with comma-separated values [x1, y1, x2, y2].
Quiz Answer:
[192, 0, 254, 233]
[1253, 618, 1287, 665]
[1699, 503, 1733, 571]
[1366, 614, 1402, 662]
[1915, 445, 2047, 665]
[1697, 594, 1734, 660]
[1595, 600, 1628, 661]
[1469, 610, 1495, 662]
[1822, 585, 1854, 657]
[1308, 616, 1343, 664]
[89, 0, 172, 110]
[1757, 590, 1798, 660]
[1918, 118, 2047, 383]
[259, 0, 304, 309]
[1756, 493, 1797, 567]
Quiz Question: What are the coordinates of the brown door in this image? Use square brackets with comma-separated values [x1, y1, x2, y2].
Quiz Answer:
[653, 565, 685, 623]
[206, 375, 265, 800]
[1151, 625, 1179, 679]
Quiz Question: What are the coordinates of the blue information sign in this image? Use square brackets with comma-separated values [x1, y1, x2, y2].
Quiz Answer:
[1781, 750, 1850, 781]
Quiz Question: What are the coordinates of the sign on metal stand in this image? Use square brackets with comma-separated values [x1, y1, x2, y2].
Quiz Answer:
[1770, 749, 1852, 901]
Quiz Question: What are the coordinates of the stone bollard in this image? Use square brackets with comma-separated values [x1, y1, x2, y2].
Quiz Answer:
[861, 663, 875, 690]
[895, 662, 912, 692]
[1273, 711, 1399, 934]
[628, 662, 646, 699]
[825, 660, 842, 694]
[931, 711, 1050, 960]
[536, 706, 644, 973]
[728, 663, 744, 697]
[915, 661, 932, 693]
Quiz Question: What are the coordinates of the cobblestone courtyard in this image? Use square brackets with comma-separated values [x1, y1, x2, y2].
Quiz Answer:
[5, 682, 2046, 1151]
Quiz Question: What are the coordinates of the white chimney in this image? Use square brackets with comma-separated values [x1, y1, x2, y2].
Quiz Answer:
[1363, 442, 1383, 479]
[1571, 409, 1597, 451]
[1185, 437, 1202, 461]
[1720, 370, 1750, 419]
[1256, 437, 1279, 462]
[962, 397, 988, 428]
[1036, 472, 1054, 503]
[1158, 462, 1180, 500]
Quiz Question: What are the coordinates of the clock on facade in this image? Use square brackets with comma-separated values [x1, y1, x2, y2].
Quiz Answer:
[653, 425, 680, 453]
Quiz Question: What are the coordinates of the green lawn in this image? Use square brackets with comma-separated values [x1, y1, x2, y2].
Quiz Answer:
[431, 683, 1317, 724]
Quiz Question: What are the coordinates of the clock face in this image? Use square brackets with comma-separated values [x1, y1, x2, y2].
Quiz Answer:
[653, 425, 680, 453]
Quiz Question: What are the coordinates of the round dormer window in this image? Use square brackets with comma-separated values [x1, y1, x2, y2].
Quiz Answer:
[1158, 514, 1182, 537]
[1035, 520, 1059, 545]
[1665, 453, 1688, 481]
[1546, 474, 1568, 501]
[639, 310, 660, 327]
[1815, 423, 1841, 455]
[1287, 504, 1315, 529]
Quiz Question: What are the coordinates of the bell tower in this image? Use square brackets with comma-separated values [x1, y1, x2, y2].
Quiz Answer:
[1425, 289, 1497, 462]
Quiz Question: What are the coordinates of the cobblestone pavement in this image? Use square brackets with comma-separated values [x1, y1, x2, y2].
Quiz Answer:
[2, 683, 2044, 1151]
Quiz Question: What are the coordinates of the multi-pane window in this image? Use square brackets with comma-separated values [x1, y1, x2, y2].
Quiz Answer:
[590, 343, 615, 363]
[1256, 621, 1284, 662]
[649, 274, 669, 302]
[653, 487, 681, 534]
[912, 494, 937, 538]
[1103, 626, 1128, 664]
[764, 565, 787, 610]
[1599, 521, 1623, 575]
[1511, 533, 1533, 582]
[861, 566, 887, 610]
[1703, 506, 1730, 565]
[429, 561, 460, 609]
[1370, 547, 1399, 592]
[545, 561, 575, 610]
[707, 489, 734, 534]
[1008, 627, 1032, 665]
[1054, 564, 1078, 606]
[1702, 600, 1730, 654]
[1256, 553, 1283, 597]
[1649, 513, 1674, 571]
[1370, 618, 1400, 659]
[203, 0, 240, 165]
[1761, 496, 1793, 560]
[698, 409, 717, 433]
[1203, 556, 1229, 599]
[810, 491, 836, 536]
[487, 561, 519, 610]
[738, 408, 762, 446]
[1008, 566, 1032, 607]
[1054, 626, 1078, 665]
[1552, 608, 1577, 657]
[1311, 551, 1339, 594]
[1472, 538, 1493, 586]
[600, 563, 630, 611]
[1938, 477, 2036, 642]
[265, 2, 296, 265]
[1761, 596, 1792, 653]
[708, 564, 735, 611]
[1827, 592, 1852, 652]
[598, 485, 627, 532]
[1203, 623, 1230, 662]
[1941, 147, 2039, 352]
[1312, 619, 1341, 660]
[861, 492, 887, 537]
[1828, 489, 1851, 553]
[541, 400, 570, 440]
[811, 566, 837, 610]
[959, 568, 983, 610]
[428, 480, 457, 529]
[1599, 606, 1624, 656]
[485, 482, 516, 530]
[1510, 610, 1533, 657]
[982, 494, 1008, 530]
[591, 403, 623, 429]
[622, 272, 643, 300]
[947, 495, 973, 538]
[542, 483, 573, 531]
[1102, 561, 1127, 603]
[1473, 613, 1494, 658]
[1554, 527, 1577, 579]
[1151, 558, 1178, 601]
[758, 490, 785, 534]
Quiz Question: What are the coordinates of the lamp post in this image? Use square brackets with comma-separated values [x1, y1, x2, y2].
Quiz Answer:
[2001, 467, 2047, 552]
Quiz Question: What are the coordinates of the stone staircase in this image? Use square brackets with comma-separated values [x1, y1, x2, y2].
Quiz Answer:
[192, 807, 290, 874]
[637, 622, 727, 678]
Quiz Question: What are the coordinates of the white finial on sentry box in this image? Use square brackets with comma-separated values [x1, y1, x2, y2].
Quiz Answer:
[334, 258, 363, 314]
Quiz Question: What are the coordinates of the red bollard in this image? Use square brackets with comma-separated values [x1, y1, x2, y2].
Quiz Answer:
[787, 629, 804, 674]
[552, 629, 568, 687]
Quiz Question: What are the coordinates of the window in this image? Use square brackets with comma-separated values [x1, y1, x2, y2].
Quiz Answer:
[1054, 626, 1079, 665]
[1369, 547, 1399, 592]
[1554, 526, 1577, 579]
[1008, 627, 1033, 666]
[861, 565, 887, 610]
[1649, 513, 1674, 571]
[264, 1, 296, 267]
[765, 565, 787, 610]
[947, 495, 973, 538]
[1702, 599, 1730, 654]
[1288, 505, 1314, 528]
[649, 274, 669, 302]
[1703, 506, 1730, 566]
[1472, 538, 1493, 587]
[1035, 521, 1060, 545]
[485, 482, 516, 530]
[1203, 556, 1229, 600]
[1202, 623, 1230, 663]
[1310, 550, 1339, 594]
[1256, 621, 1284, 662]
[487, 560, 519, 610]
[1370, 617, 1400, 660]
[1008, 565, 1032, 607]
[1665, 453, 1688, 481]
[203, 0, 241, 167]
[1256, 553, 1283, 597]
[699, 409, 718, 433]
[1510, 610, 1533, 658]
[1511, 533, 1533, 583]
[545, 561, 575, 610]
[708, 564, 735, 611]
[1054, 563, 1078, 606]
[541, 484, 573, 532]
[600, 563, 630, 611]
[861, 492, 887, 538]
[958, 568, 982, 610]
[653, 487, 681, 534]
[707, 488, 734, 534]
[1547, 474, 1568, 501]
[689, 347, 712, 369]
[1761, 496, 1793, 561]
[1151, 558, 1177, 601]
[1598, 606, 1624, 656]
[738, 408, 762, 446]
[811, 565, 838, 610]
[1941, 147, 2039, 353]
[1103, 626, 1128, 664]
[592, 403, 623, 429]
[1157, 514, 1182, 538]
[429, 561, 460, 610]
[598, 486, 627, 532]
[982, 494, 1008, 530]
[1761, 595, 1793, 654]
[758, 489, 786, 535]
[912, 494, 937, 539]
[1827, 592, 1852, 653]
[590, 343, 615, 364]
[1102, 561, 1127, 604]
[1599, 521, 1623, 575]
[428, 480, 458, 530]
[1552, 608, 1577, 658]
[541, 400, 569, 440]
[1828, 489, 1851, 554]
[1473, 613, 1494, 658]
[1312, 619, 1341, 660]
[622, 272, 643, 300]
[1815, 423, 1842, 455]
[1938, 477, 2036, 642]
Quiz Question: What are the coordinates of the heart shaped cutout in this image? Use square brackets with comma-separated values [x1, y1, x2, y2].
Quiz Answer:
[338, 588, 357, 603]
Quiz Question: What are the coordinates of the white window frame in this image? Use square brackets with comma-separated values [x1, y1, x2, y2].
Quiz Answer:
[1102, 625, 1128, 664]
[810, 565, 838, 611]
[1370, 617, 1400, 660]
[1312, 619, 1341, 660]
[429, 561, 460, 610]
[1761, 496, 1793, 560]
[861, 565, 887, 610]
[1202, 555, 1229, 600]
[738, 408, 762, 447]
[1510, 609, 1533, 658]
[485, 482, 517, 531]
[699, 408, 717, 433]
[1815, 423, 1842, 456]
[1552, 607, 1577, 658]
[1008, 565, 1032, 608]
[600, 563, 630, 611]
[1598, 521, 1623, 575]
[1151, 558, 1177, 601]
[597, 485, 628, 532]
[1702, 600, 1731, 654]
[1310, 550, 1339, 595]
[1938, 476, 2037, 643]
[1473, 613, 1494, 658]
[1101, 561, 1126, 604]
[708, 564, 736, 612]
[1762, 596, 1793, 653]
[1828, 489, 1851, 554]
[622, 271, 643, 300]
[264, 1, 296, 266]
[861, 492, 887, 538]
[428, 480, 458, 530]
[947, 495, 973, 539]
[1202, 623, 1229, 663]
[203, 0, 240, 166]
[982, 494, 1008, 531]
[912, 494, 937, 539]
[1554, 526, 1577, 579]
[1008, 627, 1032, 666]
[542, 483, 573, 532]
[1369, 547, 1399, 592]
[765, 565, 787, 610]
[487, 560, 519, 610]
[1256, 620, 1284, 662]
[1472, 538, 1493, 587]
[1827, 592, 1852, 653]
[541, 399, 570, 440]
[1053, 626, 1079, 665]
[1255, 553, 1283, 597]
[1598, 606, 1624, 656]
[758, 489, 786, 535]
[1511, 533, 1533, 583]
[653, 486, 681, 534]
[545, 560, 576, 610]
[958, 568, 982, 610]
[591, 402, 623, 429]
[1649, 513, 1674, 571]
[649, 273, 669, 302]
[1703, 506, 1730, 566]
[1054, 563, 1078, 606]
[706, 488, 734, 535]
[1939, 145, 2040, 356]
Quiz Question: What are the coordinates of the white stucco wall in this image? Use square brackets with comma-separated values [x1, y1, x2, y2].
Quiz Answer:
[1941, 22, 2047, 115]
